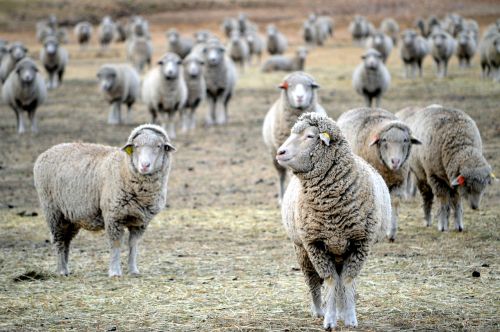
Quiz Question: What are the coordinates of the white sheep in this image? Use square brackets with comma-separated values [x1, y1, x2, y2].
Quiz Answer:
[245, 30, 264, 65]
[266, 24, 288, 55]
[166, 29, 193, 59]
[278, 112, 391, 329]
[455, 30, 476, 68]
[261, 47, 308, 73]
[33, 124, 176, 277]
[365, 31, 393, 63]
[98, 16, 115, 52]
[73, 21, 93, 50]
[380, 18, 399, 46]
[479, 32, 500, 81]
[40, 35, 68, 90]
[227, 30, 250, 71]
[429, 30, 456, 78]
[400, 29, 430, 78]
[0, 42, 28, 83]
[126, 36, 153, 73]
[181, 54, 206, 133]
[352, 48, 391, 107]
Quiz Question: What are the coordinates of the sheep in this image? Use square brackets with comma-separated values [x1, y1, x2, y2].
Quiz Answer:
[396, 105, 493, 232]
[33, 124, 176, 277]
[429, 30, 456, 78]
[181, 54, 206, 133]
[337, 107, 422, 241]
[261, 47, 308, 73]
[227, 30, 250, 71]
[96, 64, 140, 125]
[303, 21, 317, 45]
[114, 21, 127, 43]
[0, 40, 8, 64]
[314, 16, 334, 45]
[416, 16, 441, 38]
[479, 32, 500, 81]
[400, 29, 429, 78]
[40, 36, 68, 90]
[483, 19, 500, 39]
[142, 52, 188, 138]
[202, 40, 237, 125]
[455, 30, 476, 68]
[349, 15, 373, 44]
[74, 21, 93, 50]
[194, 30, 212, 44]
[98, 16, 115, 51]
[266, 24, 288, 55]
[245, 30, 264, 65]
[222, 17, 238, 38]
[352, 48, 391, 108]
[0, 42, 28, 83]
[126, 36, 153, 73]
[166, 29, 194, 59]
[380, 18, 399, 46]
[365, 31, 394, 63]
[277, 112, 391, 330]
[2, 58, 47, 134]
[127, 16, 150, 39]
[262, 71, 326, 203]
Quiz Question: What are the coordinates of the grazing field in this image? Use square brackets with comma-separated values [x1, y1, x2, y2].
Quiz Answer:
[0, 1, 499, 331]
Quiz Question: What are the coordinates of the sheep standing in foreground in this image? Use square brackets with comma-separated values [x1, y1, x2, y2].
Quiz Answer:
[455, 30, 476, 68]
[429, 30, 456, 78]
[245, 30, 264, 65]
[337, 107, 422, 241]
[266, 25, 288, 55]
[396, 105, 493, 232]
[261, 47, 308, 72]
[98, 16, 115, 52]
[0, 42, 28, 83]
[34, 124, 176, 277]
[40, 36, 68, 90]
[380, 18, 399, 46]
[142, 52, 188, 138]
[202, 40, 237, 125]
[278, 113, 391, 329]
[400, 29, 429, 78]
[352, 48, 391, 107]
[365, 31, 394, 62]
[262, 72, 326, 203]
[127, 36, 153, 73]
[74, 21, 93, 50]
[97, 64, 140, 125]
[166, 29, 193, 59]
[181, 54, 206, 133]
[2, 58, 47, 134]
[479, 32, 500, 81]
[227, 30, 250, 71]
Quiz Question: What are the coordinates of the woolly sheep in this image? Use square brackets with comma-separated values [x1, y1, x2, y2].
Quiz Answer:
[416, 16, 441, 38]
[40, 36, 68, 90]
[352, 48, 391, 107]
[181, 54, 206, 133]
[396, 105, 493, 232]
[337, 107, 422, 241]
[227, 30, 249, 71]
[33, 124, 176, 277]
[261, 47, 308, 73]
[314, 16, 334, 45]
[262, 71, 326, 203]
[0, 42, 28, 83]
[194, 30, 212, 44]
[365, 31, 394, 63]
[114, 21, 127, 43]
[303, 21, 317, 45]
[166, 29, 194, 59]
[222, 17, 238, 38]
[429, 30, 456, 78]
[479, 32, 500, 81]
[127, 36, 153, 73]
[202, 40, 237, 125]
[349, 15, 373, 44]
[266, 25, 288, 55]
[127, 16, 150, 39]
[483, 19, 500, 39]
[74, 21, 93, 50]
[2, 58, 47, 134]
[455, 30, 476, 68]
[277, 112, 391, 329]
[142, 52, 188, 138]
[400, 29, 429, 78]
[98, 16, 115, 51]
[97, 64, 140, 125]
[245, 30, 264, 65]
[380, 18, 399, 46]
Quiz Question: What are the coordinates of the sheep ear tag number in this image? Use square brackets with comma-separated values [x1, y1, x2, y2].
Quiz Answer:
[319, 132, 331, 146]
[123, 145, 134, 156]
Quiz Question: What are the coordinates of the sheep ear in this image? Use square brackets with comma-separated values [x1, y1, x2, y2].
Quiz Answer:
[311, 82, 320, 89]
[157, 59, 164, 65]
[278, 81, 288, 90]
[361, 54, 367, 59]
[202, 47, 207, 54]
[451, 175, 466, 187]
[369, 135, 380, 146]
[410, 136, 422, 145]
[319, 132, 331, 146]
[164, 143, 177, 152]
[122, 144, 134, 156]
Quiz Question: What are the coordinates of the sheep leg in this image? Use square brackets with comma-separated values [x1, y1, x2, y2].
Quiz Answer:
[337, 275, 357, 328]
[126, 102, 133, 125]
[107, 222, 124, 277]
[388, 194, 399, 241]
[189, 107, 196, 130]
[47, 209, 78, 276]
[180, 108, 189, 134]
[28, 110, 38, 134]
[52, 71, 58, 89]
[323, 274, 339, 330]
[294, 245, 324, 318]
[435, 194, 451, 231]
[167, 112, 176, 139]
[58, 68, 65, 85]
[443, 60, 448, 77]
[128, 226, 145, 275]
[221, 92, 232, 125]
[417, 179, 433, 226]
[375, 96, 381, 108]
[364, 96, 371, 108]
[417, 60, 423, 78]
[149, 107, 158, 124]
[450, 190, 463, 232]
[206, 95, 216, 126]
[14, 109, 25, 134]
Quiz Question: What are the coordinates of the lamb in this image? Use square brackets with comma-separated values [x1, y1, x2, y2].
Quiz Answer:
[261, 47, 308, 73]
[455, 30, 476, 68]
[352, 48, 391, 107]
[245, 30, 264, 65]
[400, 29, 429, 78]
[126, 36, 153, 73]
[142, 52, 188, 138]
[277, 112, 391, 329]
[2, 58, 47, 134]
[98, 16, 115, 51]
[181, 54, 206, 133]
[0, 42, 28, 83]
[166, 29, 194, 59]
[266, 25, 288, 55]
[202, 40, 237, 125]
[380, 18, 399, 46]
[40, 36, 68, 90]
[429, 30, 456, 78]
[479, 32, 500, 81]
[96, 64, 140, 125]
[262, 71, 326, 203]
[349, 15, 373, 44]
[33, 124, 176, 277]
[337, 107, 422, 241]
[227, 30, 250, 71]
[365, 31, 394, 63]
[396, 105, 493, 232]
[74, 21, 93, 50]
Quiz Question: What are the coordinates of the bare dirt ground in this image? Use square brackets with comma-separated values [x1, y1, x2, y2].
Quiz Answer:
[0, 1, 499, 331]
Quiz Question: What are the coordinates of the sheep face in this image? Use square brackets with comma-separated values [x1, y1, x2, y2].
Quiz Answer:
[452, 166, 493, 210]
[44, 38, 59, 56]
[10, 43, 27, 61]
[297, 47, 308, 60]
[195, 31, 209, 43]
[183, 57, 204, 78]
[372, 33, 384, 47]
[123, 130, 176, 175]
[281, 76, 318, 110]
[276, 125, 319, 173]
[457, 31, 470, 46]
[362, 49, 382, 70]
[97, 67, 117, 92]
[402, 30, 416, 46]
[16, 59, 38, 84]
[431, 32, 447, 49]
[267, 25, 277, 37]
[159, 53, 182, 80]
[203, 45, 225, 66]
[370, 127, 421, 171]
[167, 30, 179, 44]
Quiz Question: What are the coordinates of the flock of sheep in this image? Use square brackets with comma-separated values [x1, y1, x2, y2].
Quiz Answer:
[0, 10, 498, 331]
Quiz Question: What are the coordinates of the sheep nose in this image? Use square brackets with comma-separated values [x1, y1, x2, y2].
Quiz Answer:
[391, 158, 400, 168]
[277, 149, 286, 156]
[141, 162, 151, 168]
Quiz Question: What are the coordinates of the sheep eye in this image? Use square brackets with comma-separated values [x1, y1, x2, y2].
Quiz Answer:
[381, 138, 387, 143]
[403, 138, 409, 143]
[307, 134, 315, 139]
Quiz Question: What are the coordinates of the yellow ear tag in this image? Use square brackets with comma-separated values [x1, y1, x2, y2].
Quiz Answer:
[319, 132, 331, 146]
[492, 173, 496, 179]
[124, 145, 134, 155]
